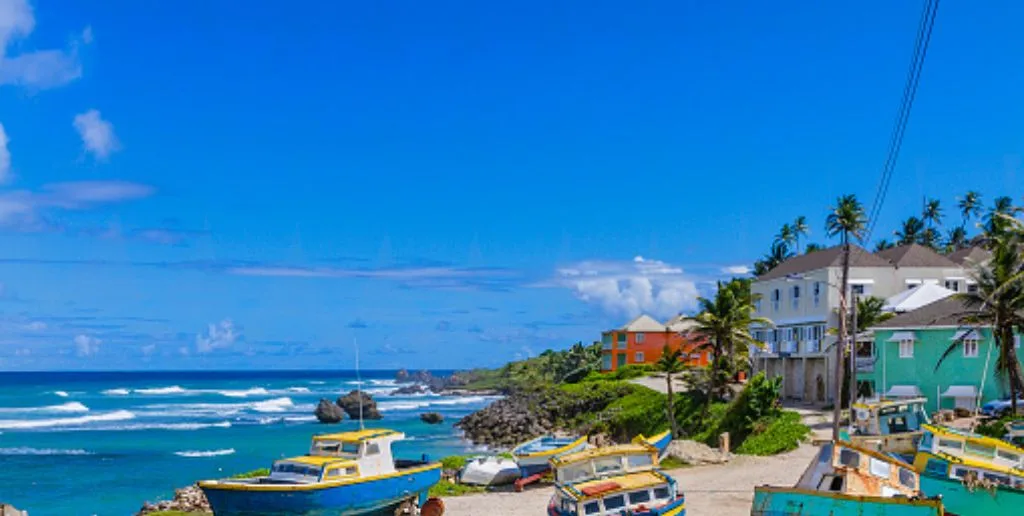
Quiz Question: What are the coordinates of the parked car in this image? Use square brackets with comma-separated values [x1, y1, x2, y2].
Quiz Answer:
[981, 397, 1024, 417]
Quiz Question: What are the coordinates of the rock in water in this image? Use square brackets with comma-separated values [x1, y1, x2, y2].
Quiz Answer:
[314, 398, 345, 423]
[391, 384, 427, 396]
[420, 412, 444, 424]
[395, 369, 411, 383]
[337, 390, 382, 420]
[136, 484, 210, 515]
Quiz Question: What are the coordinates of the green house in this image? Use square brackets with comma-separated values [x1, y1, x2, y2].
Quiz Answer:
[857, 296, 1022, 414]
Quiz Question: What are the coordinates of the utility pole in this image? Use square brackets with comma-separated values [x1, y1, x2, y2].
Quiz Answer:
[832, 243, 851, 442]
[849, 295, 859, 432]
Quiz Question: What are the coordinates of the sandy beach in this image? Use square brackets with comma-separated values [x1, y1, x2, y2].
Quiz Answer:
[444, 443, 818, 516]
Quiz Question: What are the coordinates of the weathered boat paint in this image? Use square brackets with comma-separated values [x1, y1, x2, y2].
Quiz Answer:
[750, 486, 944, 516]
[917, 470, 1024, 516]
[513, 435, 589, 476]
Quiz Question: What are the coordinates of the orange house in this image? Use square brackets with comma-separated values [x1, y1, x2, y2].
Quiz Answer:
[600, 315, 710, 372]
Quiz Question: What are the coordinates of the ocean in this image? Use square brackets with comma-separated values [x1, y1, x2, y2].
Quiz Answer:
[0, 370, 499, 516]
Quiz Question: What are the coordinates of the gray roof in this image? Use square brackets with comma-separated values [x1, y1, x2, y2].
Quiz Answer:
[872, 296, 972, 329]
[875, 244, 959, 268]
[948, 246, 991, 266]
[757, 244, 892, 281]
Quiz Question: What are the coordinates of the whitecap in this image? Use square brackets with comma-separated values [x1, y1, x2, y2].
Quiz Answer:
[102, 388, 130, 396]
[53, 391, 69, 398]
[286, 387, 311, 393]
[0, 402, 90, 414]
[252, 397, 294, 413]
[87, 421, 232, 431]
[0, 447, 92, 456]
[135, 386, 187, 395]
[214, 387, 269, 398]
[377, 396, 494, 412]
[309, 381, 326, 385]
[175, 448, 236, 458]
[0, 410, 135, 430]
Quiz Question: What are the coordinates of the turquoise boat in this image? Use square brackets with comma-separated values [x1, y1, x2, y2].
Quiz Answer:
[548, 443, 684, 516]
[912, 424, 1024, 515]
[751, 442, 944, 516]
[198, 429, 444, 516]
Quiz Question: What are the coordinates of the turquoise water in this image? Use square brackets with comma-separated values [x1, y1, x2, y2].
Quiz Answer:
[0, 371, 497, 516]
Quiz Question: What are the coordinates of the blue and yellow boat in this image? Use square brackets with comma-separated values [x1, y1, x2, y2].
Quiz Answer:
[513, 434, 590, 477]
[751, 442, 944, 516]
[548, 443, 685, 515]
[848, 397, 930, 455]
[912, 424, 1024, 515]
[198, 429, 443, 516]
[632, 429, 673, 459]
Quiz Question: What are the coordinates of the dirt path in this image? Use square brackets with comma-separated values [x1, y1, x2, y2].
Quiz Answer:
[442, 444, 817, 516]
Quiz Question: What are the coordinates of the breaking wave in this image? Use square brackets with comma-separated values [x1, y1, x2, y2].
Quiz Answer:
[0, 410, 135, 430]
[0, 447, 92, 456]
[54, 391, 69, 398]
[175, 448, 236, 458]
[0, 402, 90, 414]
[102, 388, 130, 396]
[377, 396, 494, 412]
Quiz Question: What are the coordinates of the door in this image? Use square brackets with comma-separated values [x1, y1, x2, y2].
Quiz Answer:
[617, 353, 626, 368]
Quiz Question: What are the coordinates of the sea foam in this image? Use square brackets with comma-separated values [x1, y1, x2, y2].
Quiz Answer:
[0, 410, 135, 430]
[175, 448, 236, 458]
[0, 402, 90, 414]
[0, 447, 92, 456]
[54, 391, 69, 398]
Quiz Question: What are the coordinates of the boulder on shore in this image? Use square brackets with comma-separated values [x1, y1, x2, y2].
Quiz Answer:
[665, 439, 731, 465]
[136, 484, 210, 515]
[337, 390, 382, 420]
[314, 398, 345, 423]
[420, 412, 444, 424]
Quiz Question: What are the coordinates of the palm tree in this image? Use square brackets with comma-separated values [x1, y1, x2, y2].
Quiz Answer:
[959, 191, 982, 227]
[874, 239, 895, 252]
[753, 242, 794, 276]
[775, 223, 796, 249]
[855, 296, 895, 330]
[805, 243, 824, 253]
[984, 196, 1016, 234]
[654, 345, 685, 439]
[894, 217, 925, 246]
[825, 194, 867, 440]
[793, 216, 809, 254]
[685, 279, 773, 422]
[945, 226, 968, 253]
[923, 198, 943, 231]
[919, 227, 941, 250]
[936, 222, 1024, 415]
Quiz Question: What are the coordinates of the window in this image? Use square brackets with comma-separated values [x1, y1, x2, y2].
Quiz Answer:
[899, 468, 917, 489]
[963, 339, 980, 358]
[938, 439, 963, 453]
[813, 282, 822, 307]
[594, 457, 623, 475]
[626, 454, 653, 469]
[1015, 335, 1021, 349]
[899, 340, 914, 358]
[772, 289, 781, 311]
[851, 284, 866, 295]
[342, 443, 359, 455]
[967, 282, 979, 294]
[997, 450, 1020, 463]
[755, 298, 762, 312]
[952, 467, 968, 479]
[653, 487, 670, 499]
[635, 333, 645, 344]
[365, 443, 380, 456]
[628, 490, 652, 504]
[869, 458, 891, 478]
[635, 352, 644, 363]
[965, 441, 996, 459]
[944, 280, 960, 292]
[584, 501, 601, 515]
[617, 333, 627, 345]
[839, 449, 860, 468]
[603, 495, 626, 510]
[819, 443, 834, 463]
[924, 459, 948, 477]
[792, 285, 801, 309]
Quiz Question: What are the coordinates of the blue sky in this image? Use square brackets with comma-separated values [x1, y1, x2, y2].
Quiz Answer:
[0, 0, 1022, 370]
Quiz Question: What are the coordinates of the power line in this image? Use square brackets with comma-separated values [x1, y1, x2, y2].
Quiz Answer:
[865, 0, 941, 242]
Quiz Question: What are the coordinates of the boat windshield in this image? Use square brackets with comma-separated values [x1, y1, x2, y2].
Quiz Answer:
[310, 440, 360, 457]
[269, 462, 323, 482]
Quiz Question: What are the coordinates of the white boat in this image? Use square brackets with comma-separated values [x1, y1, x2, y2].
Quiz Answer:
[459, 455, 521, 486]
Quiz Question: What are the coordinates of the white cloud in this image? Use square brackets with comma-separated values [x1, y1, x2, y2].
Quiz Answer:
[196, 319, 239, 354]
[73, 334, 100, 357]
[140, 344, 156, 356]
[73, 110, 119, 160]
[0, 0, 88, 89]
[721, 265, 751, 275]
[0, 122, 9, 184]
[24, 320, 45, 331]
[0, 180, 153, 230]
[553, 255, 701, 319]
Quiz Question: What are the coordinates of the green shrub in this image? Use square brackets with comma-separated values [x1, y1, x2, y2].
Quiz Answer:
[658, 457, 689, 469]
[735, 411, 810, 456]
[428, 479, 486, 497]
[230, 468, 269, 479]
[702, 372, 782, 446]
[606, 364, 654, 381]
[976, 415, 1024, 439]
[439, 455, 469, 471]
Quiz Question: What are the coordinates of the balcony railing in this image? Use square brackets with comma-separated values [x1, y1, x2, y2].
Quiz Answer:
[804, 340, 820, 353]
[781, 342, 798, 354]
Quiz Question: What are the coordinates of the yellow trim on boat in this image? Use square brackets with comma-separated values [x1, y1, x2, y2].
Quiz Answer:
[280, 455, 356, 467]
[311, 429, 399, 443]
[661, 504, 685, 516]
[552, 443, 655, 467]
[198, 462, 442, 492]
[516, 436, 588, 459]
[924, 424, 1024, 455]
[632, 429, 670, 445]
[852, 397, 927, 411]
[915, 450, 1024, 477]
[754, 486, 945, 510]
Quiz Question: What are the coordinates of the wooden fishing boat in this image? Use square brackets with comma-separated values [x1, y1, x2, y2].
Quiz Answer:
[513, 435, 589, 477]
[847, 397, 930, 455]
[751, 442, 944, 516]
[911, 424, 1024, 515]
[548, 443, 684, 515]
[198, 429, 444, 516]
[632, 429, 673, 459]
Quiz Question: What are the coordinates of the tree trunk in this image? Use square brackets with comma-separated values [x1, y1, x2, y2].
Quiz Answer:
[1004, 325, 1024, 415]
[833, 241, 851, 441]
[666, 374, 680, 439]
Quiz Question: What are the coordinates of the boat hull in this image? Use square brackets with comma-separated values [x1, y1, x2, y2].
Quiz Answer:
[750, 486, 944, 516]
[514, 436, 589, 477]
[547, 495, 685, 516]
[635, 430, 673, 459]
[919, 472, 1024, 516]
[460, 457, 520, 486]
[200, 465, 441, 516]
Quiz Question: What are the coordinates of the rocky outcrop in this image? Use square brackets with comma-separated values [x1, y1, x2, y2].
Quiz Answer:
[136, 484, 210, 515]
[314, 398, 345, 423]
[420, 412, 444, 424]
[337, 390, 382, 420]
[665, 440, 731, 465]
[391, 384, 427, 396]
[394, 369, 471, 393]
